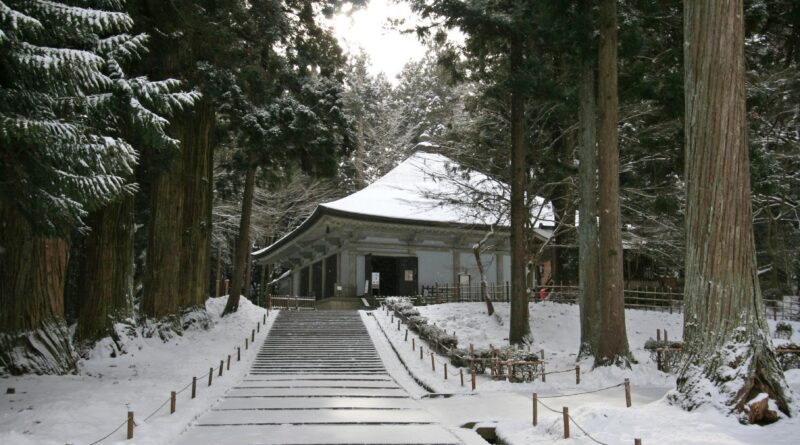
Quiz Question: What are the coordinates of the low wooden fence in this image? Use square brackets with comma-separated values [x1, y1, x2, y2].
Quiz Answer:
[409, 284, 800, 321]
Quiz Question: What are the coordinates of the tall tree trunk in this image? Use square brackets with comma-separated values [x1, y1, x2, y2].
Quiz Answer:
[224, 165, 257, 315]
[177, 101, 215, 310]
[76, 196, 135, 344]
[578, 0, 601, 359]
[675, 0, 791, 421]
[0, 203, 76, 374]
[509, 33, 531, 345]
[474, 230, 495, 316]
[596, 0, 631, 366]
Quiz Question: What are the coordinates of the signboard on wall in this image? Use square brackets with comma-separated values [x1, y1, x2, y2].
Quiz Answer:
[404, 270, 414, 281]
[459, 274, 471, 286]
[371, 272, 380, 289]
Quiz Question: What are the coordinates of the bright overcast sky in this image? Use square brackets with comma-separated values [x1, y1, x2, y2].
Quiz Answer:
[329, 0, 428, 82]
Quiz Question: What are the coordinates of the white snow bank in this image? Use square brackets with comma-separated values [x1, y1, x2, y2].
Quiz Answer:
[369, 302, 800, 445]
[0, 297, 274, 445]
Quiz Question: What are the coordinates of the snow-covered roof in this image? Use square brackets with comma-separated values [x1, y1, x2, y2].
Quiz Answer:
[321, 151, 554, 228]
[253, 151, 554, 260]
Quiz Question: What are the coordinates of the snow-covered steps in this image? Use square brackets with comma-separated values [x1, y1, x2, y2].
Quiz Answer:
[174, 310, 463, 445]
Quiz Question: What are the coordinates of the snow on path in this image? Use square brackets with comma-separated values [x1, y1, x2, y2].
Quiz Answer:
[0, 297, 272, 445]
[174, 310, 474, 445]
[369, 302, 800, 445]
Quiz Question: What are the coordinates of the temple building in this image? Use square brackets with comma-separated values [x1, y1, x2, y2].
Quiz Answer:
[253, 151, 554, 308]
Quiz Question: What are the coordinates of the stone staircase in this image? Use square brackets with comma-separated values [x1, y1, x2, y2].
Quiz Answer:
[174, 310, 462, 445]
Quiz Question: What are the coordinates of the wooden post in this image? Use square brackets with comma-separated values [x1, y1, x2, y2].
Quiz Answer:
[227, 354, 231, 370]
[170, 391, 176, 414]
[215, 279, 220, 299]
[257, 322, 260, 333]
[237, 347, 241, 361]
[191, 376, 197, 399]
[224, 278, 230, 296]
[431, 352, 435, 371]
[208, 368, 213, 386]
[542, 362, 546, 382]
[251, 329, 255, 342]
[397, 320, 401, 330]
[391, 314, 394, 323]
[634, 440, 642, 445]
[460, 368, 464, 386]
[127, 411, 134, 440]
[245, 337, 248, 350]
[625, 378, 632, 407]
[657, 328, 661, 341]
[562, 406, 570, 438]
[405, 329, 408, 341]
[219, 360, 224, 376]
[471, 369, 476, 390]
[412, 338, 415, 351]
[576, 365, 580, 385]
[532, 393, 538, 426]
[420, 345, 424, 360]
[444, 363, 448, 379]
[470, 343, 474, 356]
[263, 313, 266, 324]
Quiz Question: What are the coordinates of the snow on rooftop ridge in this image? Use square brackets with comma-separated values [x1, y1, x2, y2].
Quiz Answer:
[321, 151, 555, 228]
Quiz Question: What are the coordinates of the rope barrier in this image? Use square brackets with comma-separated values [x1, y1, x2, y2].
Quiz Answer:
[86, 418, 128, 445]
[537, 396, 613, 445]
[83, 316, 269, 444]
[537, 382, 625, 399]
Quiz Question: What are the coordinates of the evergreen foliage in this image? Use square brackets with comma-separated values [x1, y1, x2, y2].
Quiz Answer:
[0, 0, 196, 236]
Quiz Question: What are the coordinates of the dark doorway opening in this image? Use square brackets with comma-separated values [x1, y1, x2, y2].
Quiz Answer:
[324, 254, 337, 298]
[312, 261, 323, 300]
[368, 255, 418, 296]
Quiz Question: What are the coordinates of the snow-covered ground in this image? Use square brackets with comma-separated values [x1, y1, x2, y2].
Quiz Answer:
[367, 301, 800, 445]
[0, 297, 272, 445]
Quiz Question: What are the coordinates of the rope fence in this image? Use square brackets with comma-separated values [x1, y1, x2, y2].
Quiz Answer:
[380, 303, 643, 445]
[82, 311, 271, 444]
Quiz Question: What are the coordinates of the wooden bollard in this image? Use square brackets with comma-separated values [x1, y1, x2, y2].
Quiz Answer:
[191, 377, 197, 399]
[444, 363, 448, 379]
[227, 354, 231, 370]
[257, 322, 260, 333]
[208, 368, 213, 386]
[420, 345, 424, 360]
[542, 362, 546, 382]
[625, 378, 632, 407]
[470, 343, 474, 356]
[127, 411, 134, 439]
[263, 313, 266, 324]
[6, 388, 15, 394]
[532, 393, 538, 426]
[397, 320, 401, 330]
[405, 329, 408, 341]
[224, 279, 229, 296]
[170, 391, 176, 414]
[431, 352, 435, 371]
[219, 360, 224, 376]
[251, 329, 255, 342]
[562, 406, 570, 438]
[635, 440, 642, 445]
[391, 314, 394, 323]
[245, 337, 248, 350]
[657, 328, 661, 341]
[412, 338, 415, 351]
[471, 369, 476, 390]
[237, 347, 241, 361]
[576, 365, 580, 385]
[460, 368, 464, 386]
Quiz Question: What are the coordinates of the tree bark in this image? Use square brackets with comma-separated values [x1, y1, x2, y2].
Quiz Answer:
[0, 203, 76, 374]
[596, 0, 631, 367]
[578, 0, 602, 360]
[76, 196, 135, 344]
[509, 32, 531, 345]
[224, 165, 257, 315]
[675, 0, 791, 421]
[177, 101, 215, 310]
[142, 153, 183, 319]
[473, 230, 495, 316]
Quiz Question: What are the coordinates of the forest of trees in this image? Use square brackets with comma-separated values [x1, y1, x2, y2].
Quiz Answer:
[1, 0, 798, 423]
